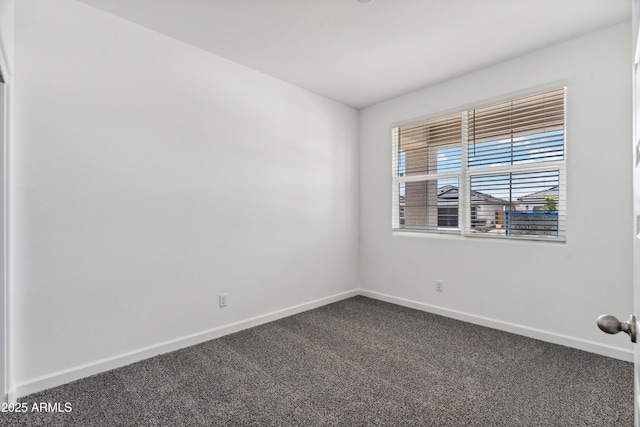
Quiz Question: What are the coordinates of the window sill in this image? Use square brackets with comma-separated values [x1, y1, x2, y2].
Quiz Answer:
[392, 228, 566, 243]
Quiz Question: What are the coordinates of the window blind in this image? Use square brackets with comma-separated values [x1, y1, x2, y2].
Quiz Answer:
[468, 88, 565, 168]
[392, 87, 566, 241]
[397, 113, 462, 176]
[393, 113, 462, 232]
[465, 88, 566, 240]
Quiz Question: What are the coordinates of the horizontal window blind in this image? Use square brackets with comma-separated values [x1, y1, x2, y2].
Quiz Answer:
[468, 89, 564, 143]
[469, 169, 564, 238]
[468, 88, 565, 169]
[393, 113, 462, 232]
[397, 113, 462, 176]
[392, 87, 566, 241]
[396, 179, 460, 231]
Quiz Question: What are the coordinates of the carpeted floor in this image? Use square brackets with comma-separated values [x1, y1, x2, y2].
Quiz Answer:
[1, 296, 634, 426]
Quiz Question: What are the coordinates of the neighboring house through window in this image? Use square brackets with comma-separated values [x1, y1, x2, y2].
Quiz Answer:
[392, 88, 565, 241]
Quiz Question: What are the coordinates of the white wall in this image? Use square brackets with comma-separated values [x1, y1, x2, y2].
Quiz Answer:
[12, 0, 359, 396]
[359, 22, 634, 360]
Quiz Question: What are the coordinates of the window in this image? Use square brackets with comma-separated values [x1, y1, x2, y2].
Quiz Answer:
[392, 88, 565, 241]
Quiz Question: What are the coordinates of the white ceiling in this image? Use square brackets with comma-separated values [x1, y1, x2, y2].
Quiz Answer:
[78, 0, 630, 109]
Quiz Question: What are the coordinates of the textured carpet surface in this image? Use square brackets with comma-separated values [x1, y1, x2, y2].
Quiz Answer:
[1, 296, 634, 426]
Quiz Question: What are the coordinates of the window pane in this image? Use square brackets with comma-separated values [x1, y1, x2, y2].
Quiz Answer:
[437, 146, 462, 173]
[469, 130, 564, 169]
[397, 178, 459, 231]
[468, 88, 564, 144]
[468, 88, 565, 170]
[470, 170, 560, 237]
[397, 113, 462, 176]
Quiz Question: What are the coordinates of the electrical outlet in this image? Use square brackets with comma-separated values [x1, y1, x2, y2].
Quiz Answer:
[435, 280, 443, 292]
[219, 293, 228, 307]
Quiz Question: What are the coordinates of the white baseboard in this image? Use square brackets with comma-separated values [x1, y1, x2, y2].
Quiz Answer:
[12, 287, 632, 400]
[359, 289, 634, 363]
[12, 289, 359, 400]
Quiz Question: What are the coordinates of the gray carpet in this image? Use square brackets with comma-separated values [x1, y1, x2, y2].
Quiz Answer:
[1, 296, 633, 426]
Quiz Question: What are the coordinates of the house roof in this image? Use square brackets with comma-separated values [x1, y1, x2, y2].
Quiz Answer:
[437, 185, 508, 205]
[399, 184, 558, 206]
[517, 186, 559, 203]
